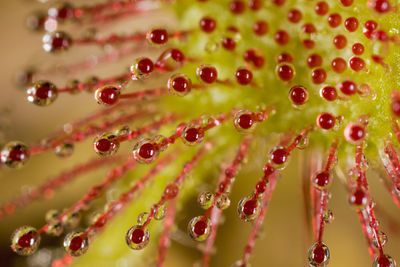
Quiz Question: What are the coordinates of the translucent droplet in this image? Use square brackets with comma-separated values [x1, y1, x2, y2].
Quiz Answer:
[188, 216, 212, 241]
[1, 141, 30, 168]
[323, 210, 334, 224]
[373, 231, 388, 248]
[83, 76, 99, 92]
[313, 171, 331, 190]
[93, 133, 120, 156]
[54, 142, 74, 158]
[133, 138, 159, 164]
[216, 193, 231, 210]
[152, 204, 167, 220]
[296, 136, 309, 150]
[114, 125, 130, 137]
[308, 242, 330, 266]
[89, 212, 105, 227]
[63, 232, 89, 257]
[269, 147, 289, 170]
[349, 187, 369, 209]
[205, 40, 220, 53]
[198, 192, 215, 209]
[237, 197, 261, 222]
[47, 221, 63, 236]
[373, 254, 396, 267]
[137, 212, 150, 225]
[126, 225, 150, 250]
[26, 81, 58, 106]
[11, 226, 41, 256]
[42, 31, 72, 53]
[130, 57, 154, 80]
[95, 85, 120, 106]
[234, 110, 256, 133]
[66, 79, 81, 95]
[155, 48, 185, 71]
[61, 211, 81, 228]
[45, 209, 60, 222]
[181, 125, 204, 146]
[168, 73, 192, 97]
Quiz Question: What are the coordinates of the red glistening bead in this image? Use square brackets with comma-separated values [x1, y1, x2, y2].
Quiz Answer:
[130, 228, 146, 244]
[306, 54, 323, 68]
[253, 20, 268, 35]
[199, 17, 216, 33]
[197, 65, 218, 84]
[164, 184, 179, 199]
[331, 57, 347, 73]
[183, 127, 201, 143]
[315, 1, 329, 16]
[333, 35, 347, 49]
[314, 172, 330, 188]
[18, 233, 35, 248]
[222, 37, 236, 50]
[277, 64, 295, 81]
[370, 0, 391, 13]
[147, 29, 168, 45]
[317, 112, 336, 130]
[352, 43, 364, 55]
[229, 0, 246, 14]
[256, 181, 267, 193]
[137, 58, 154, 74]
[341, 0, 354, 6]
[344, 17, 358, 32]
[139, 143, 157, 159]
[349, 57, 366, 72]
[95, 86, 119, 105]
[193, 220, 208, 235]
[237, 113, 254, 129]
[69, 236, 83, 252]
[320, 86, 338, 101]
[328, 13, 342, 28]
[243, 199, 258, 216]
[235, 68, 253, 85]
[302, 23, 316, 34]
[249, 0, 263, 10]
[311, 68, 327, 84]
[272, 0, 286, 6]
[344, 123, 366, 143]
[349, 187, 368, 207]
[289, 85, 308, 105]
[339, 81, 357, 96]
[274, 30, 290, 45]
[270, 148, 289, 165]
[276, 52, 293, 63]
[287, 9, 302, 23]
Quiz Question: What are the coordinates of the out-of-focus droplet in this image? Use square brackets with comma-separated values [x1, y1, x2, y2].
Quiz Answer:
[198, 192, 215, 209]
[11, 226, 41, 256]
[63, 232, 89, 257]
[308, 242, 330, 267]
[1, 141, 30, 168]
[216, 193, 231, 210]
[237, 196, 261, 222]
[188, 216, 212, 241]
[126, 225, 150, 250]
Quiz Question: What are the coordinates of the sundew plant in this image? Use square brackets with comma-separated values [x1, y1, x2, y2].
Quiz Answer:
[1, 0, 400, 266]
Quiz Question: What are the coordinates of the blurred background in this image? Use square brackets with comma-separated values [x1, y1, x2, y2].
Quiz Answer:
[0, 0, 399, 266]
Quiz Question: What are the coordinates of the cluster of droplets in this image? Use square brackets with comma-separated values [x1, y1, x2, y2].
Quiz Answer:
[2, 0, 400, 266]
